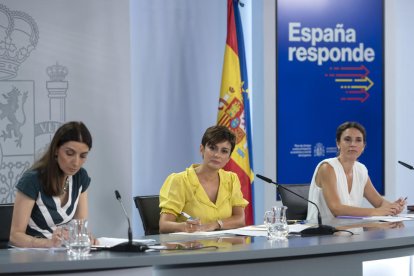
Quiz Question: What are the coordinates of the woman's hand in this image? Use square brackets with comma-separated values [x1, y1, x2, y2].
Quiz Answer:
[50, 229, 64, 247]
[184, 219, 201, 233]
[89, 233, 99, 245]
[393, 197, 407, 214]
[374, 200, 404, 216]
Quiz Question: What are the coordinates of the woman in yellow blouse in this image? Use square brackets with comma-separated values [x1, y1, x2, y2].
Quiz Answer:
[159, 125, 249, 233]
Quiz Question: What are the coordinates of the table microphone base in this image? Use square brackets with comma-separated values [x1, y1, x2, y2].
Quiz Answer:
[300, 225, 336, 237]
[109, 241, 148, 252]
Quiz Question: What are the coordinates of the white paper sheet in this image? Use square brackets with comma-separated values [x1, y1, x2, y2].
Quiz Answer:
[94, 237, 156, 248]
[362, 216, 413, 222]
[168, 224, 313, 237]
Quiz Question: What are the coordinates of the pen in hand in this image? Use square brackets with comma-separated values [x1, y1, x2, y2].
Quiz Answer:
[181, 212, 201, 232]
[181, 211, 195, 220]
[396, 197, 408, 212]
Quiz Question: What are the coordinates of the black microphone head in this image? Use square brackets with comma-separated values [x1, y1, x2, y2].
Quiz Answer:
[115, 190, 121, 200]
[256, 174, 273, 183]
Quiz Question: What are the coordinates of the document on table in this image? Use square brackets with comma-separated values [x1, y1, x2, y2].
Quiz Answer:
[362, 216, 413, 222]
[397, 213, 414, 219]
[94, 237, 156, 248]
[336, 216, 367, 219]
[337, 215, 414, 222]
[169, 224, 312, 237]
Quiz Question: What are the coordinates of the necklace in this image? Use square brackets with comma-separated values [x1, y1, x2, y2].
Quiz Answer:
[63, 177, 69, 193]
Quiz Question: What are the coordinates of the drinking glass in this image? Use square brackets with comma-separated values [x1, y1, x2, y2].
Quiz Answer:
[67, 219, 91, 257]
[264, 206, 288, 240]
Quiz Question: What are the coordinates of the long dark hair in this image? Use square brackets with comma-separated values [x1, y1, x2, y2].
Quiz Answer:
[31, 121, 92, 196]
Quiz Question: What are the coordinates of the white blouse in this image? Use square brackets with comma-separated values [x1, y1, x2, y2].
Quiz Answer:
[306, 157, 368, 221]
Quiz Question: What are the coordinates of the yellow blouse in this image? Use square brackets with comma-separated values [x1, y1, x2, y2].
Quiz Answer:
[159, 164, 249, 224]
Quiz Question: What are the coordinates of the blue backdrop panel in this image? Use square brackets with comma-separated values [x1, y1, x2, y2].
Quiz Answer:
[276, 0, 384, 194]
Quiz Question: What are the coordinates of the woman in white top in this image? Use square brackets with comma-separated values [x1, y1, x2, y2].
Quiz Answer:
[307, 121, 406, 221]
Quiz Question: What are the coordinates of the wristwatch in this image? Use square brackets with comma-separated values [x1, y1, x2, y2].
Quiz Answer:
[217, 219, 224, 230]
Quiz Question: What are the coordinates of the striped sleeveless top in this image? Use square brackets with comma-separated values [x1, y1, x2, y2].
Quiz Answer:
[16, 168, 90, 238]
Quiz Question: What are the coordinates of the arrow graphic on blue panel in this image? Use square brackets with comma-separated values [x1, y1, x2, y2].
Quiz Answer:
[325, 65, 374, 102]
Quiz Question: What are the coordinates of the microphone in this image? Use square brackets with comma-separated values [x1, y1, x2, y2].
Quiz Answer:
[256, 174, 336, 237]
[398, 160, 414, 170]
[110, 190, 148, 252]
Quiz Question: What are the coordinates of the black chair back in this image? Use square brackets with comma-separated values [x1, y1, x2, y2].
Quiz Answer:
[0, 203, 14, 248]
[133, 195, 160, 235]
[278, 184, 310, 220]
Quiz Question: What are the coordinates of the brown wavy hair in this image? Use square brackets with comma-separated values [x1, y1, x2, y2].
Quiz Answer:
[201, 125, 236, 154]
[31, 121, 92, 196]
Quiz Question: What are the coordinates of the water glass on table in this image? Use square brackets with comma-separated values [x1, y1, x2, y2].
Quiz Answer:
[264, 206, 289, 240]
[66, 219, 91, 257]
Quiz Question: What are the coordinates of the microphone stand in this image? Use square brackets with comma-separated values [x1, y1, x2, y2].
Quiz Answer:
[110, 190, 148, 252]
[256, 174, 336, 237]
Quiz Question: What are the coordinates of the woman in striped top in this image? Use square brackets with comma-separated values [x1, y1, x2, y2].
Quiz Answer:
[10, 121, 94, 248]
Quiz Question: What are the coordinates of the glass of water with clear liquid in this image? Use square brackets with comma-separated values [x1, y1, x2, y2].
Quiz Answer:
[67, 219, 91, 257]
[264, 206, 288, 240]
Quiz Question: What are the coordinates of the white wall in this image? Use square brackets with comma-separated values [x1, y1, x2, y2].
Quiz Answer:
[391, 0, 414, 201]
[1, 0, 132, 238]
[130, 0, 227, 234]
[263, 0, 278, 211]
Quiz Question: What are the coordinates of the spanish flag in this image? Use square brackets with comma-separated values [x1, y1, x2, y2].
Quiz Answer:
[217, 0, 254, 225]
